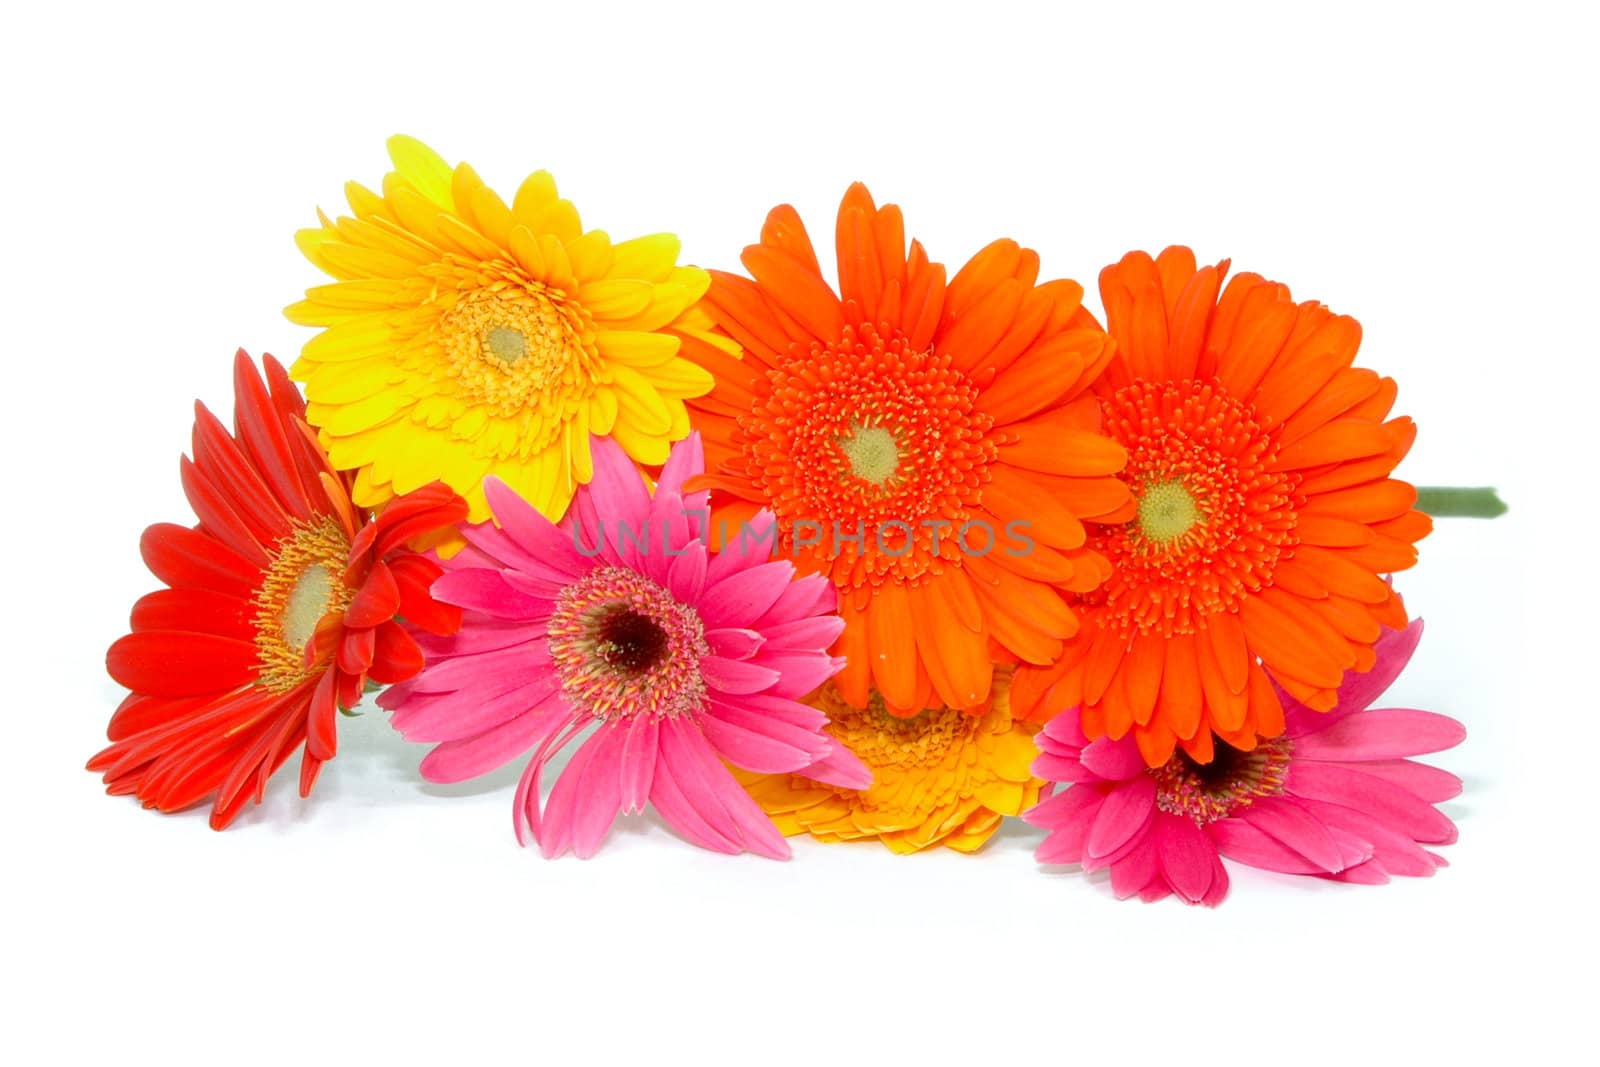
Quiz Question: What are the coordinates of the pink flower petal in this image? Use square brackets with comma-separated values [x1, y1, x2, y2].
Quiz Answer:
[719, 691, 829, 732]
[419, 701, 571, 784]
[1207, 817, 1328, 875]
[403, 642, 547, 695]
[411, 620, 549, 658]
[1285, 760, 1458, 844]
[705, 697, 832, 756]
[758, 614, 846, 652]
[758, 653, 844, 699]
[1079, 737, 1148, 782]
[699, 708, 824, 774]
[1201, 856, 1231, 906]
[583, 435, 652, 532]
[647, 741, 742, 854]
[654, 716, 790, 859]
[794, 737, 872, 790]
[1041, 707, 1090, 748]
[569, 724, 630, 859]
[655, 432, 704, 500]
[1237, 796, 1367, 873]
[1345, 758, 1463, 803]
[1331, 860, 1391, 885]
[482, 477, 588, 577]
[699, 655, 781, 695]
[1032, 751, 1100, 783]
[1153, 812, 1220, 903]
[699, 560, 796, 629]
[667, 543, 708, 602]
[1303, 801, 1450, 879]
[514, 717, 588, 846]
[431, 569, 549, 619]
[619, 713, 660, 815]
[1109, 831, 1162, 899]
[1026, 783, 1103, 831]
[568, 490, 619, 567]
[756, 573, 834, 626]
[540, 724, 616, 858]
[1085, 775, 1157, 861]
[1291, 708, 1466, 761]
[706, 512, 778, 584]
[391, 675, 562, 743]
[705, 627, 765, 661]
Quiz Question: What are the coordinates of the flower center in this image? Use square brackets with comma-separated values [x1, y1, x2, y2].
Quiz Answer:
[1151, 737, 1292, 825]
[1092, 378, 1300, 637]
[253, 516, 355, 693]
[485, 325, 529, 364]
[838, 421, 901, 486]
[593, 608, 670, 674]
[1136, 478, 1201, 546]
[548, 566, 710, 721]
[734, 323, 996, 587]
[819, 687, 981, 771]
[427, 258, 602, 455]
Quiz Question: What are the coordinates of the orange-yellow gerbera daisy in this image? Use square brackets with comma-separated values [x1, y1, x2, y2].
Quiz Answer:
[736, 669, 1041, 853]
[287, 136, 724, 526]
[1012, 247, 1431, 767]
[684, 184, 1134, 716]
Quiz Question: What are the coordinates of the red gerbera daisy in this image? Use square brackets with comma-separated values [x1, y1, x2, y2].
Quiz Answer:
[89, 351, 469, 829]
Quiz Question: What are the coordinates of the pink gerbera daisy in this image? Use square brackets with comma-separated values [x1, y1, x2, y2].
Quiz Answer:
[379, 433, 869, 859]
[1025, 620, 1462, 904]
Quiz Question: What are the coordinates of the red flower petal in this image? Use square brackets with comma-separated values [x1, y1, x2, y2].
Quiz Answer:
[390, 553, 461, 635]
[344, 559, 401, 629]
[140, 523, 260, 599]
[130, 588, 255, 641]
[368, 621, 423, 684]
[107, 631, 259, 697]
[231, 350, 312, 522]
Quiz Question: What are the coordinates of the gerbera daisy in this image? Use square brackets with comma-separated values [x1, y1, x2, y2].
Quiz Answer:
[1025, 621, 1462, 905]
[378, 433, 870, 859]
[89, 351, 468, 829]
[682, 183, 1134, 716]
[287, 135, 725, 528]
[736, 668, 1041, 853]
[1011, 246, 1431, 765]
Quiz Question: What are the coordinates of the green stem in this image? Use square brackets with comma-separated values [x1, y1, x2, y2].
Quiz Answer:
[1415, 486, 1508, 518]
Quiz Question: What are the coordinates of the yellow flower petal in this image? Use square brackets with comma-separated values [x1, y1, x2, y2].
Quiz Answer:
[386, 134, 454, 210]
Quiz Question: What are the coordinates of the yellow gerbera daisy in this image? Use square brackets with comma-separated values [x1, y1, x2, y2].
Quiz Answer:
[737, 669, 1042, 853]
[286, 135, 727, 524]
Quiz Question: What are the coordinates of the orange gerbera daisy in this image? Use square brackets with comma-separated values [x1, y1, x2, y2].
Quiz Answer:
[684, 184, 1133, 716]
[1011, 247, 1431, 767]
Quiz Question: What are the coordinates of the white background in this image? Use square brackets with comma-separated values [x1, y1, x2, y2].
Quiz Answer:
[4, 1, 1593, 1062]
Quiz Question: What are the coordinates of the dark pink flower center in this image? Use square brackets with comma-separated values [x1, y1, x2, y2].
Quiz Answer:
[548, 566, 709, 721]
[1151, 737, 1292, 825]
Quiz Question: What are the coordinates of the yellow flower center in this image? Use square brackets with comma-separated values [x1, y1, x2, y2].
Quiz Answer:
[837, 421, 901, 487]
[434, 275, 600, 430]
[825, 692, 980, 771]
[253, 516, 355, 693]
[1136, 477, 1202, 546]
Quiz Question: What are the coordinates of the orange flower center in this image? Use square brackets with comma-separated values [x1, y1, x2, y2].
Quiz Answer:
[547, 566, 709, 720]
[253, 516, 355, 693]
[737, 323, 996, 587]
[428, 257, 600, 452]
[1093, 378, 1300, 637]
[822, 689, 981, 772]
[1151, 736, 1292, 824]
